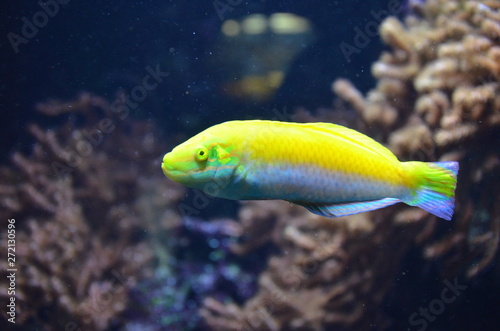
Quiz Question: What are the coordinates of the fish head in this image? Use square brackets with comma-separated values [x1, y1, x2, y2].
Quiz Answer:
[161, 129, 241, 191]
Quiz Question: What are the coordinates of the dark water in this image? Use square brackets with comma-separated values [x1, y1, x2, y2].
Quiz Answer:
[1, 0, 387, 155]
[1, 1, 499, 331]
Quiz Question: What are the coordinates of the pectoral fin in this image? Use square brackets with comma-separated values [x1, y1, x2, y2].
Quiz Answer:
[291, 198, 401, 217]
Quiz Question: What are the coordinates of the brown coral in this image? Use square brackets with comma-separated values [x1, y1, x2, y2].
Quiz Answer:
[334, 0, 500, 279]
[0, 93, 185, 329]
[201, 0, 500, 330]
[201, 201, 432, 331]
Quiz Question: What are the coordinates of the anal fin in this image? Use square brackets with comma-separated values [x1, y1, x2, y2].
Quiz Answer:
[292, 198, 401, 217]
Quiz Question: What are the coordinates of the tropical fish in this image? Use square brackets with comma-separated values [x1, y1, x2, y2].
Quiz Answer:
[161, 120, 458, 220]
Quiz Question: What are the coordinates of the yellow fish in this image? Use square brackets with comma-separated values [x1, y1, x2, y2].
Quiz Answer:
[161, 120, 458, 220]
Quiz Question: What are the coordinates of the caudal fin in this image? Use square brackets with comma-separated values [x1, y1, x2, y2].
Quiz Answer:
[403, 161, 459, 221]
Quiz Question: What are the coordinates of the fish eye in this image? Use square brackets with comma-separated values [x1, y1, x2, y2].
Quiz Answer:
[195, 147, 208, 161]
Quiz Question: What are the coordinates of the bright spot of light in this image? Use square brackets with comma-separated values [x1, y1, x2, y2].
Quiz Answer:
[241, 14, 267, 35]
[269, 13, 311, 34]
[221, 19, 240, 37]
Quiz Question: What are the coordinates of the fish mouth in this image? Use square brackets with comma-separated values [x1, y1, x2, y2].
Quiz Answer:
[161, 152, 192, 183]
[161, 159, 174, 171]
[162, 162, 185, 182]
[161, 153, 178, 178]
[161, 161, 171, 176]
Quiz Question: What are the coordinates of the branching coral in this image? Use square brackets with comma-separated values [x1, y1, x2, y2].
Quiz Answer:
[201, 0, 500, 330]
[0, 93, 185, 329]
[201, 201, 432, 331]
[334, 0, 500, 280]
